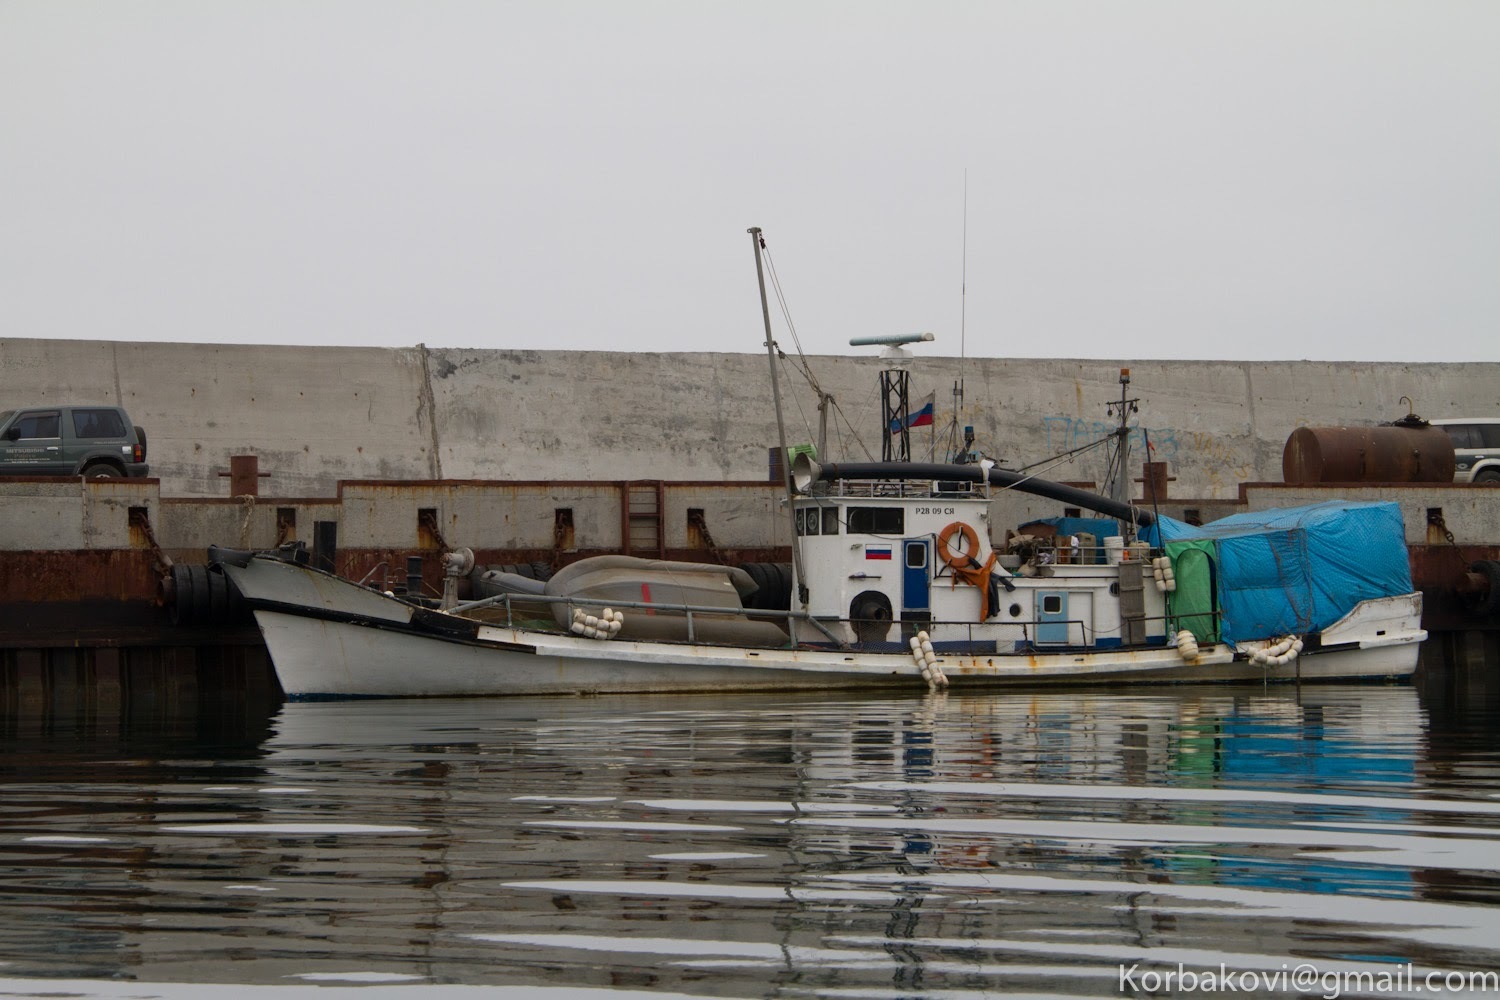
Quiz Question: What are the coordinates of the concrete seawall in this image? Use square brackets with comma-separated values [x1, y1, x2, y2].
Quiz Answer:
[5, 338, 1496, 499]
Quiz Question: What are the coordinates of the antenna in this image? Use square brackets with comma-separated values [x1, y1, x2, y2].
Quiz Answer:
[851, 333, 936, 463]
[948, 170, 969, 462]
[848, 331, 934, 350]
[961, 168, 968, 363]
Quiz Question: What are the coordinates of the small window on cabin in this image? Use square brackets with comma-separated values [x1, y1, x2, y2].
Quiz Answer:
[905, 543, 927, 569]
[822, 507, 841, 535]
[804, 507, 820, 536]
[1042, 595, 1063, 614]
[846, 507, 904, 535]
[794, 509, 807, 536]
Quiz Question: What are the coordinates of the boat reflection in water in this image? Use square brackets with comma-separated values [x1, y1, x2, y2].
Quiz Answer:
[1, 677, 1499, 997]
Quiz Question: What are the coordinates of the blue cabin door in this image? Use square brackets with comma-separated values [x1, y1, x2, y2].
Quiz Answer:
[902, 540, 930, 615]
[1037, 591, 1069, 645]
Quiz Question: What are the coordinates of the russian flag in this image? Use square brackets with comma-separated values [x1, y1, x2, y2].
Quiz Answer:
[889, 392, 935, 433]
[865, 546, 892, 560]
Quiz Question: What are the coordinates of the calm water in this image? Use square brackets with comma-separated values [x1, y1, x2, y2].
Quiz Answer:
[3, 664, 1500, 999]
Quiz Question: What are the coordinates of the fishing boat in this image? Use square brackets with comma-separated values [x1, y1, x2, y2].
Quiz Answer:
[212, 229, 1425, 699]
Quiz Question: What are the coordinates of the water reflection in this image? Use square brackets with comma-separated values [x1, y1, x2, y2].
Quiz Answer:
[1, 675, 1498, 997]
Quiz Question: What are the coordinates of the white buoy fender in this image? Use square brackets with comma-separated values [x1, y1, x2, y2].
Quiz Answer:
[1175, 629, 1199, 662]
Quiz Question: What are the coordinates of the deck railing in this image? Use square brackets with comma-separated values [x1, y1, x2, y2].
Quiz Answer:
[446, 590, 1208, 654]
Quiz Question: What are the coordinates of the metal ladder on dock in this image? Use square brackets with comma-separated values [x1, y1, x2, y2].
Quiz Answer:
[622, 480, 665, 558]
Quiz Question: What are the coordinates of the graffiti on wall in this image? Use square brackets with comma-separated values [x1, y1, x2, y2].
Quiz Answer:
[1041, 416, 1180, 461]
[1039, 416, 1256, 495]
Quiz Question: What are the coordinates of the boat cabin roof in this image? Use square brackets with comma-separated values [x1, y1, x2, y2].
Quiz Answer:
[794, 478, 987, 502]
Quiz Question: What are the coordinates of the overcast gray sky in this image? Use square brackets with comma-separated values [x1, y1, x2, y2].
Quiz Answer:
[4, 1, 1497, 361]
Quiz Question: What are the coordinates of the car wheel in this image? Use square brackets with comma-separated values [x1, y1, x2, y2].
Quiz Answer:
[83, 463, 122, 478]
[1474, 469, 1500, 484]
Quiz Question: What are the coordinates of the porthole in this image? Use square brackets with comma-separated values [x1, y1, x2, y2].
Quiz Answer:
[1008, 603, 1022, 618]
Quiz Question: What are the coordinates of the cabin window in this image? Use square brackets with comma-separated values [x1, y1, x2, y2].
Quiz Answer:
[846, 507, 904, 535]
[905, 543, 926, 569]
[797, 507, 830, 536]
[1042, 595, 1063, 614]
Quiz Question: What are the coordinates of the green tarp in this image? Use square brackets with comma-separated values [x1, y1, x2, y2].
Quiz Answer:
[1165, 539, 1219, 643]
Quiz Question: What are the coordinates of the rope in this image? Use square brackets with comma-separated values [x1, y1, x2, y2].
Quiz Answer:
[949, 551, 1000, 621]
[827, 395, 879, 462]
[762, 246, 816, 387]
[763, 239, 882, 461]
[1014, 434, 1112, 473]
[236, 495, 256, 547]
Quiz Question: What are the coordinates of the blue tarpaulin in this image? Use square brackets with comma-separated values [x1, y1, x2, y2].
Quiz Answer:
[1144, 501, 1412, 644]
[1021, 516, 1121, 540]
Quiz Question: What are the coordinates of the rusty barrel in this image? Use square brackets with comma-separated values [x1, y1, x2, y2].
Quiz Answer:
[1283, 425, 1455, 483]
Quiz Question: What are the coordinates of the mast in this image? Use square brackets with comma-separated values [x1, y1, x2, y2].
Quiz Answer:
[1105, 367, 1140, 540]
[879, 367, 912, 462]
[816, 391, 831, 461]
[748, 227, 808, 603]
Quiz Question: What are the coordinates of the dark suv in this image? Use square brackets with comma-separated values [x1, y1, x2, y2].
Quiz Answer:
[0, 405, 150, 478]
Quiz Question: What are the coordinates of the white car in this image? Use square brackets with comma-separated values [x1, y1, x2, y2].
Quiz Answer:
[1431, 417, 1500, 483]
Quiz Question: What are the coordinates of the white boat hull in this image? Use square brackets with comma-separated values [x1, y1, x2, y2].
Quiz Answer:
[223, 556, 1424, 699]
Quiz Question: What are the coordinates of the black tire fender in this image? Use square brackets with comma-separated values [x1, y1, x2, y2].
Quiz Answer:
[208, 566, 229, 623]
[849, 590, 893, 644]
[188, 564, 213, 624]
[1465, 560, 1500, 617]
[168, 564, 192, 625]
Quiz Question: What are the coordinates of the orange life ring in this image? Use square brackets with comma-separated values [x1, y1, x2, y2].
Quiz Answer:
[938, 521, 981, 568]
[938, 521, 999, 620]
